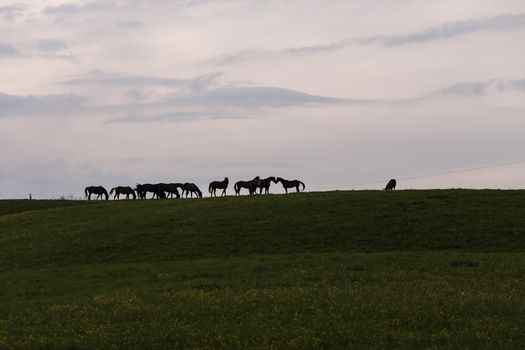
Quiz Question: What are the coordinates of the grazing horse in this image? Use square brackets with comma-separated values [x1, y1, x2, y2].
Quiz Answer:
[385, 179, 397, 190]
[258, 176, 277, 194]
[136, 183, 166, 199]
[109, 186, 136, 200]
[85, 186, 109, 200]
[163, 183, 184, 198]
[182, 183, 202, 198]
[275, 177, 305, 194]
[234, 176, 260, 195]
[209, 177, 229, 197]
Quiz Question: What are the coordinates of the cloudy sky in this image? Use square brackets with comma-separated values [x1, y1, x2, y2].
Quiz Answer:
[1, 0, 525, 198]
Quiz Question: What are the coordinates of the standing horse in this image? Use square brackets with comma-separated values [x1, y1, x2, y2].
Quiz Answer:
[85, 186, 109, 200]
[234, 176, 260, 195]
[275, 177, 305, 194]
[258, 176, 277, 194]
[163, 183, 184, 198]
[209, 177, 229, 197]
[136, 184, 166, 199]
[109, 186, 136, 200]
[182, 183, 202, 198]
[385, 179, 397, 190]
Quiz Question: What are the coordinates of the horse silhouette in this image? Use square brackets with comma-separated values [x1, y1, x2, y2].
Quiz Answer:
[85, 186, 109, 200]
[258, 176, 277, 194]
[163, 183, 184, 198]
[109, 186, 136, 200]
[183, 183, 202, 198]
[136, 183, 166, 199]
[385, 179, 397, 190]
[209, 177, 229, 197]
[275, 177, 305, 194]
[234, 176, 260, 195]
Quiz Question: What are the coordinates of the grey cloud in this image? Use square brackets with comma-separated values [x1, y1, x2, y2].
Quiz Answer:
[0, 92, 88, 118]
[166, 86, 351, 108]
[44, 0, 222, 15]
[43, 1, 114, 14]
[115, 20, 143, 29]
[434, 79, 525, 97]
[107, 110, 236, 123]
[210, 13, 525, 66]
[37, 39, 68, 52]
[360, 13, 525, 46]
[106, 79, 525, 124]
[105, 86, 363, 123]
[61, 71, 222, 92]
[0, 4, 24, 21]
[0, 42, 20, 57]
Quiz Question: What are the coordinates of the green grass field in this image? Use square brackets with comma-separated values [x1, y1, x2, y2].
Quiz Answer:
[1, 190, 525, 349]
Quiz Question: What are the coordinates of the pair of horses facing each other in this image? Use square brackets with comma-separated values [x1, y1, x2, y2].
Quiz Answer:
[232, 176, 305, 195]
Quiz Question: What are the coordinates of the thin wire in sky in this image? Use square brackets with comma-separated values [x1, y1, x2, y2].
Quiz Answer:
[307, 160, 525, 192]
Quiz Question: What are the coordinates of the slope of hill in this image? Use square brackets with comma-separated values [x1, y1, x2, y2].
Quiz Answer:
[0, 190, 524, 348]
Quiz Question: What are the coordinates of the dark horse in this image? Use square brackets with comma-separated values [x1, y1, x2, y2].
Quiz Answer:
[385, 179, 397, 190]
[275, 177, 305, 194]
[85, 186, 109, 200]
[209, 177, 229, 197]
[182, 183, 202, 198]
[109, 186, 136, 200]
[234, 176, 260, 195]
[163, 183, 184, 198]
[136, 183, 166, 199]
[258, 176, 277, 194]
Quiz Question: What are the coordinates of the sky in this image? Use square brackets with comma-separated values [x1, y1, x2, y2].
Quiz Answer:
[1, 0, 525, 199]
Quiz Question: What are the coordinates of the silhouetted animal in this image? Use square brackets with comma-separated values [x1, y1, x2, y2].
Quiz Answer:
[385, 179, 397, 190]
[109, 186, 136, 200]
[163, 183, 184, 198]
[85, 186, 109, 200]
[209, 177, 229, 197]
[136, 183, 166, 199]
[182, 183, 202, 198]
[275, 177, 305, 194]
[258, 176, 277, 194]
[234, 176, 260, 195]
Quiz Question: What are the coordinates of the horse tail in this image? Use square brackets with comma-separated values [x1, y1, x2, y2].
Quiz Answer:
[84, 187, 89, 198]
[209, 182, 213, 194]
[300, 181, 305, 191]
[109, 188, 115, 195]
[132, 190, 136, 199]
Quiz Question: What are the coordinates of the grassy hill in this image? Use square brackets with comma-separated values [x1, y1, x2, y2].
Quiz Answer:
[1, 190, 525, 348]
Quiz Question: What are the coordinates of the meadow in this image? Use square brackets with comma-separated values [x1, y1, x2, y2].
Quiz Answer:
[0, 190, 524, 349]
